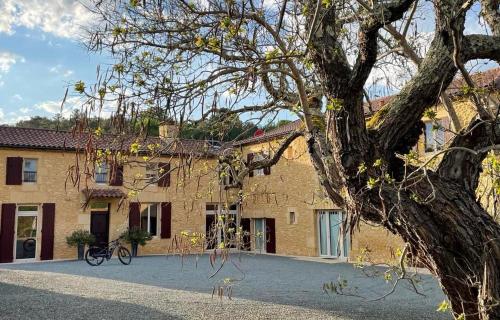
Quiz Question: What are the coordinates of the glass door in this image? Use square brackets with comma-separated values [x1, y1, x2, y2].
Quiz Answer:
[318, 211, 348, 258]
[254, 218, 266, 252]
[16, 206, 38, 260]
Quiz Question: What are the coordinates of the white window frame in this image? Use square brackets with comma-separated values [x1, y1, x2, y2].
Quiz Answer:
[140, 203, 158, 236]
[253, 153, 266, 176]
[22, 158, 38, 183]
[145, 163, 159, 184]
[253, 218, 266, 252]
[95, 162, 108, 184]
[14, 205, 39, 262]
[317, 210, 349, 259]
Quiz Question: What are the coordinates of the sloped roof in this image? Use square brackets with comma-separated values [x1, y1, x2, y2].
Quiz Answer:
[232, 120, 303, 147]
[0, 126, 218, 157]
[83, 188, 126, 199]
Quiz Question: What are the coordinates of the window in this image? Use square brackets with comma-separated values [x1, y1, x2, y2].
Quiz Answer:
[140, 204, 158, 236]
[23, 159, 37, 183]
[145, 163, 158, 184]
[289, 211, 296, 224]
[95, 162, 108, 184]
[253, 153, 266, 176]
[424, 121, 445, 153]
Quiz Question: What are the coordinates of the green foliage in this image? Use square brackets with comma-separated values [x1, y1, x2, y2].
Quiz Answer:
[66, 230, 96, 247]
[74, 81, 86, 94]
[367, 177, 378, 189]
[120, 227, 153, 246]
[326, 98, 343, 111]
[423, 108, 437, 120]
[436, 300, 450, 312]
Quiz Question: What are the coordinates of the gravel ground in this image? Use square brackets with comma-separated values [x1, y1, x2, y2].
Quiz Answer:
[0, 254, 451, 320]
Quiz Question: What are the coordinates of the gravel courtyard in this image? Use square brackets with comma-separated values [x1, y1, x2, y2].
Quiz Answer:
[0, 254, 451, 320]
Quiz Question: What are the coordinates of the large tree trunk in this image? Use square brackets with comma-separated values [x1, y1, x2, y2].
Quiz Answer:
[369, 175, 500, 319]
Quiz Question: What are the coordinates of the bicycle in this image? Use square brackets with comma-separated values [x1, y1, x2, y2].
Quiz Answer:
[85, 238, 131, 266]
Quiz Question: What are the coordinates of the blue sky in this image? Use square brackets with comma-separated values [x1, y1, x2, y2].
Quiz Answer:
[0, 1, 110, 124]
[0, 1, 496, 125]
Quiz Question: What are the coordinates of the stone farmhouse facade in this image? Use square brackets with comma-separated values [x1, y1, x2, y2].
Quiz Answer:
[0, 67, 498, 264]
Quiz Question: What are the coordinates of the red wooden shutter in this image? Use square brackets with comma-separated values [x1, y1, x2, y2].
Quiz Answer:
[158, 163, 171, 187]
[6, 157, 23, 185]
[0, 203, 16, 263]
[41, 203, 55, 261]
[263, 166, 271, 175]
[265, 218, 276, 254]
[247, 153, 254, 177]
[109, 164, 124, 186]
[160, 202, 172, 239]
[129, 202, 141, 230]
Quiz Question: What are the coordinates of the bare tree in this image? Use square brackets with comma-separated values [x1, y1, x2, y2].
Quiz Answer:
[77, 0, 500, 318]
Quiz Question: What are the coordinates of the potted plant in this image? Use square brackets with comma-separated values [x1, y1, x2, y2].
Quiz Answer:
[66, 230, 96, 260]
[120, 227, 152, 257]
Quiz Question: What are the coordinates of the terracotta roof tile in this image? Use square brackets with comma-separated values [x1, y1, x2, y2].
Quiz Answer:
[83, 188, 126, 199]
[0, 126, 218, 156]
[232, 120, 303, 146]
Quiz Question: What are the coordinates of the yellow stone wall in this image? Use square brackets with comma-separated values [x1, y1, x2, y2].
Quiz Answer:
[0, 148, 221, 261]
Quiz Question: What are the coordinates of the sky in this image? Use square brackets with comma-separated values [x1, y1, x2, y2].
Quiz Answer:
[0, 1, 496, 125]
[0, 0, 108, 124]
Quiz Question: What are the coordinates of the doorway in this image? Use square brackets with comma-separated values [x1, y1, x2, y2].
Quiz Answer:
[15, 205, 38, 261]
[205, 204, 237, 250]
[90, 211, 110, 248]
[318, 211, 349, 258]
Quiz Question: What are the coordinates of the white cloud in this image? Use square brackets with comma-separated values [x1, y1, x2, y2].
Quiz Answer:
[0, 107, 4, 120]
[35, 96, 82, 116]
[0, 0, 95, 39]
[0, 51, 23, 73]
[20, 107, 30, 113]
[12, 94, 23, 101]
[49, 64, 74, 77]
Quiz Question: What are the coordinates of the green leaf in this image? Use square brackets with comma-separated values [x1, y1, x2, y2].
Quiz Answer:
[74, 81, 85, 94]
[436, 300, 450, 312]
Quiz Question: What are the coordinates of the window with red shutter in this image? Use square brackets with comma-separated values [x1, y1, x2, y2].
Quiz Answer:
[109, 164, 124, 186]
[6, 157, 23, 185]
[158, 163, 171, 187]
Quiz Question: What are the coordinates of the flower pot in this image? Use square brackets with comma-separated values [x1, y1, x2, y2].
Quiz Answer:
[131, 242, 138, 257]
[77, 244, 85, 260]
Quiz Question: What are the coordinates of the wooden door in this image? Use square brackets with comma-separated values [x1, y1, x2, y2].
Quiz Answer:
[265, 218, 276, 254]
[90, 212, 109, 248]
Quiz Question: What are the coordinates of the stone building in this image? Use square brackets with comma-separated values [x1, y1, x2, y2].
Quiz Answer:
[0, 67, 498, 264]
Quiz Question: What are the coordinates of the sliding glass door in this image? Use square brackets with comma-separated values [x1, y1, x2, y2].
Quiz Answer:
[15, 206, 38, 260]
[318, 211, 349, 258]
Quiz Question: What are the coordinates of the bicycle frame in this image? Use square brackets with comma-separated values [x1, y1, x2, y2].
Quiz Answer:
[90, 239, 121, 260]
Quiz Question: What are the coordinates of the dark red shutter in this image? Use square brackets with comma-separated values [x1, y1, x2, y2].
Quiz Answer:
[263, 166, 271, 175]
[41, 203, 55, 261]
[158, 163, 171, 187]
[265, 218, 276, 254]
[109, 165, 124, 186]
[247, 153, 254, 177]
[129, 202, 140, 229]
[6, 157, 23, 185]
[160, 202, 172, 239]
[0, 204, 16, 263]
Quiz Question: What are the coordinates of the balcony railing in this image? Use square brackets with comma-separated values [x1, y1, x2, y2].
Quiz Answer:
[23, 171, 37, 183]
[95, 173, 108, 184]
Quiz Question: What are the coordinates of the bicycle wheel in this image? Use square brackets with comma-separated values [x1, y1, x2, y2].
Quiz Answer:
[85, 247, 105, 266]
[117, 246, 131, 265]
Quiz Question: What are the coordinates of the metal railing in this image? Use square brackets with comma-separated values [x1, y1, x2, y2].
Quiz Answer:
[23, 171, 37, 183]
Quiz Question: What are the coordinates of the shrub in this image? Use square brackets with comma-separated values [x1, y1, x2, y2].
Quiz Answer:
[120, 227, 153, 246]
[66, 230, 96, 247]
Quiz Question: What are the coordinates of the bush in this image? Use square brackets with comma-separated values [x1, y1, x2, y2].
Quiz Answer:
[120, 227, 153, 246]
[66, 230, 96, 247]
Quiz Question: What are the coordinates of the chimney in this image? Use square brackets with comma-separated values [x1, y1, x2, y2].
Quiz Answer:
[159, 120, 179, 139]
